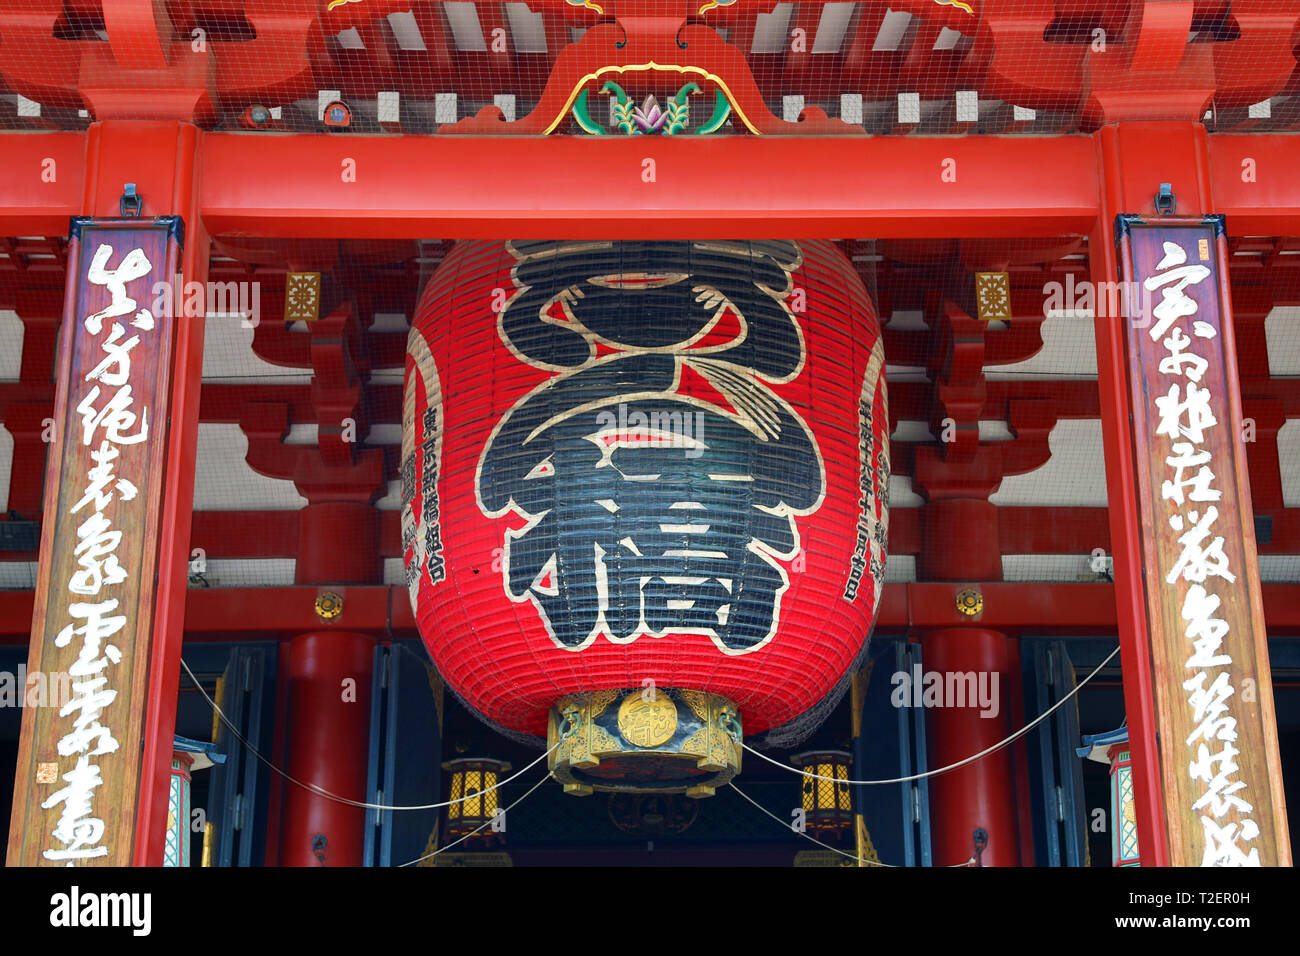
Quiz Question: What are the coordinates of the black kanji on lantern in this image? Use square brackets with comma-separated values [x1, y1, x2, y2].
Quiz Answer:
[477, 240, 826, 655]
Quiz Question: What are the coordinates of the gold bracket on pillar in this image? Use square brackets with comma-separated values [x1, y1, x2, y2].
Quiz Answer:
[547, 688, 741, 798]
[955, 587, 984, 617]
[314, 590, 344, 621]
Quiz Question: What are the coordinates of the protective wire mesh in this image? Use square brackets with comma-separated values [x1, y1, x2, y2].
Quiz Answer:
[2, 231, 1295, 595]
[0, 2, 1297, 134]
[1, 224, 1296, 862]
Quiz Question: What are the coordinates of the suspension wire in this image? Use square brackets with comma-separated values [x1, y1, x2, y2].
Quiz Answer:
[396, 771, 555, 867]
[728, 783, 974, 868]
[181, 637, 1116, 821]
[180, 656, 559, 812]
[739, 645, 1120, 786]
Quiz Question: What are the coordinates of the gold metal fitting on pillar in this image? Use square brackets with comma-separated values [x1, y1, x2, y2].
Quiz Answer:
[547, 688, 741, 798]
[954, 587, 983, 617]
[314, 590, 344, 621]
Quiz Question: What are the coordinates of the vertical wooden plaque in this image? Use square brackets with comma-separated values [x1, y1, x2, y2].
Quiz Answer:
[7, 216, 183, 866]
[1118, 215, 1290, 866]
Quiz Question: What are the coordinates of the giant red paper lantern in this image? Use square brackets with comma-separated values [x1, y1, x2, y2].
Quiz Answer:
[403, 239, 888, 794]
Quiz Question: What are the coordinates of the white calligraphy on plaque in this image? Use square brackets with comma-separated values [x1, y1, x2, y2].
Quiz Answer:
[41, 241, 155, 863]
[1144, 236, 1260, 866]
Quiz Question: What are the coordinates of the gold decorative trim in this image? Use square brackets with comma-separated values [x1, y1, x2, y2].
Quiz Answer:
[856, 816, 881, 867]
[284, 271, 321, 322]
[955, 588, 984, 617]
[617, 689, 678, 746]
[678, 687, 712, 724]
[549, 688, 741, 796]
[849, 661, 874, 739]
[314, 590, 344, 621]
[975, 271, 1012, 322]
[545, 63, 761, 135]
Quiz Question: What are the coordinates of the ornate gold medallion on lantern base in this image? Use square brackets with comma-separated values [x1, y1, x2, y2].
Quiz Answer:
[547, 688, 742, 797]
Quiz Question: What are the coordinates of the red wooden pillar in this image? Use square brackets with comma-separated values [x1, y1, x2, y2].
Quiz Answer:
[278, 630, 374, 867]
[278, 482, 380, 865]
[1093, 126, 1168, 867]
[916, 493, 1021, 866]
[1093, 122, 1291, 866]
[924, 627, 1020, 867]
[127, 123, 209, 868]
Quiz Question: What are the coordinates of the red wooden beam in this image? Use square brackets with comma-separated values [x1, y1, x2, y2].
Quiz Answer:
[101, 0, 173, 73]
[16, 502, 1295, 565]
[6, 130, 1300, 242]
[3, 580, 1299, 642]
[0, 132, 85, 236]
[192, 128, 1300, 240]
[197, 132, 1100, 239]
[1211, 133, 1300, 236]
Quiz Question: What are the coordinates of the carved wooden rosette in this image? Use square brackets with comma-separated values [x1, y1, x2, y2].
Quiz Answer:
[547, 688, 741, 797]
[7, 217, 183, 866]
[1117, 215, 1290, 867]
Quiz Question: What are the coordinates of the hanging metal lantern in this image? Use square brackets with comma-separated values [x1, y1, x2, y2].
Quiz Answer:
[1107, 743, 1141, 866]
[164, 735, 224, 868]
[792, 749, 855, 837]
[1079, 726, 1140, 866]
[443, 758, 512, 845]
[405, 240, 889, 796]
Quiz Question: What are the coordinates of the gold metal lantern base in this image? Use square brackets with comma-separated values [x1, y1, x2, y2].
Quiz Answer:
[547, 688, 742, 797]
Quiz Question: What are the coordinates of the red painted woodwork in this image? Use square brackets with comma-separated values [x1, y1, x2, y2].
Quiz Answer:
[87, 122, 214, 869]
[1006, 637, 1038, 867]
[297, 501, 381, 584]
[239, 400, 385, 504]
[1092, 123, 1169, 867]
[970, 0, 1300, 128]
[0, 579, 1292, 643]
[1, 128, 1299, 241]
[917, 499, 1002, 582]
[276, 348, 387, 863]
[0, 132, 86, 237]
[19, 501, 1300, 574]
[1086, 120, 1292, 869]
[923, 627, 1020, 867]
[1209, 134, 1300, 236]
[912, 416, 1020, 868]
[4, 404, 55, 519]
[278, 630, 374, 867]
[5, 1, 1294, 135]
[29, 504, 1152, 564]
[278, 444, 380, 865]
[0, 3, 1295, 868]
[101, 0, 172, 73]
[441, 20, 855, 136]
[0, 0, 326, 122]
[194, 132, 1101, 239]
[2, 119, 212, 869]
[0, 498, 1221, 567]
